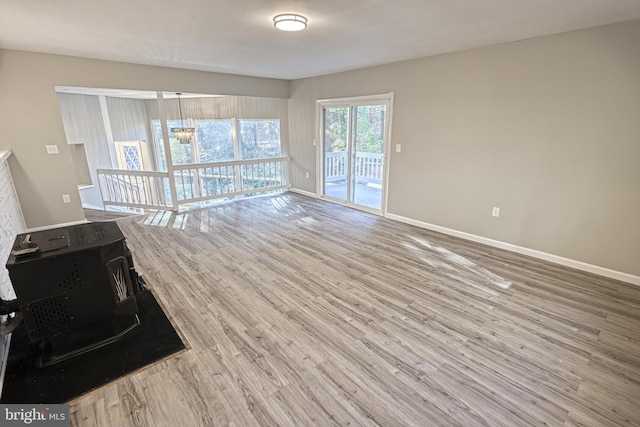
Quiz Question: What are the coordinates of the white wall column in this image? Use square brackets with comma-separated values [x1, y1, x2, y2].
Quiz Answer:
[156, 92, 179, 210]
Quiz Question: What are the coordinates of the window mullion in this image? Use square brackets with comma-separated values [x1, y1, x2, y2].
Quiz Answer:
[231, 118, 243, 192]
[232, 118, 241, 160]
[189, 118, 198, 164]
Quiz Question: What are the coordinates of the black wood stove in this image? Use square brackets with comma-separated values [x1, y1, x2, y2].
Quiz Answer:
[4, 222, 142, 366]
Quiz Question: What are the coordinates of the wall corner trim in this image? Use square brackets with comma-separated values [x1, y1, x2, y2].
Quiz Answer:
[385, 212, 640, 287]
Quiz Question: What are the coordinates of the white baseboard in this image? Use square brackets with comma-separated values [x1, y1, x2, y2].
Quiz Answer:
[81, 202, 103, 210]
[288, 188, 319, 199]
[385, 213, 640, 286]
[26, 219, 88, 233]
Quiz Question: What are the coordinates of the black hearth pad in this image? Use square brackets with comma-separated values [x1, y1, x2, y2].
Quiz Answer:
[1, 289, 185, 403]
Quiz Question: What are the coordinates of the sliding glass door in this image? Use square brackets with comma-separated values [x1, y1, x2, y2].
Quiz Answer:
[320, 96, 391, 212]
[322, 106, 349, 202]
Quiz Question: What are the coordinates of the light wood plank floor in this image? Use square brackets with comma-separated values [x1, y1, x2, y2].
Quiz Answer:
[70, 193, 640, 426]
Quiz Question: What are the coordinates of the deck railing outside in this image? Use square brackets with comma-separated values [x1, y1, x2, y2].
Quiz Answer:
[325, 151, 383, 184]
[97, 156, 289, 210]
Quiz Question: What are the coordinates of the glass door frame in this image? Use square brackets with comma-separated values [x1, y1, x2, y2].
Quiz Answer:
[316, 93, 394, 215]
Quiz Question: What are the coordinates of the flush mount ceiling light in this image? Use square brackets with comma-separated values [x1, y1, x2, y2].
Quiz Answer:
[171, 92, 195, 144]
[273, 14, 308, 32]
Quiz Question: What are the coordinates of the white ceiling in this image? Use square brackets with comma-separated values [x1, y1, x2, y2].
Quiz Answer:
[1, 0, 639, 80]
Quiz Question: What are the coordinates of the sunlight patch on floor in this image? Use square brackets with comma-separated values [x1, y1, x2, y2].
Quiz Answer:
[140, 211, 189, 229]
[407, 236, 512, 290]
[270, 195, 307, 216]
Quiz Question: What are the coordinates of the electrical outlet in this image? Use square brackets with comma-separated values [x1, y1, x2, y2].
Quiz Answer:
[305, 172, 310, 179]
[62, 194, 71, 204]
[46, 145, 59, 154]
[492, 207, 500, 217]
[395, 144, 402, 153]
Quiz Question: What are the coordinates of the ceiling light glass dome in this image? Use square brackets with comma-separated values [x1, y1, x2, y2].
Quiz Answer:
[273, 14, 308, 32]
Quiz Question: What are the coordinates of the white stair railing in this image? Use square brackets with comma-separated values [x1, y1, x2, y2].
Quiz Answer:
[98, 156, 290, 210]
[97, 169, 171, 210]
[172, 156, 290, 204]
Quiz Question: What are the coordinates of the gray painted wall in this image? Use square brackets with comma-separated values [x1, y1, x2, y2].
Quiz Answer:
[0, 49, 289, 228]
[288, 20, 640, 277]
[1, 21, 638, 278]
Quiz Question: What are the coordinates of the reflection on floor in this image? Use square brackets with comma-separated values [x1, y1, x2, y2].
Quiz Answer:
[68, 193, 640, 426]
[84, 208, 141, 222]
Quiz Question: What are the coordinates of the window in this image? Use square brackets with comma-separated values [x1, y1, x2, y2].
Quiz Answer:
[153, 120, 193, 171]
[195, 120, 234, 163]
[152, 118, 282, 168]
[239, 119, 281, 159]
[115, 141, 151, 171]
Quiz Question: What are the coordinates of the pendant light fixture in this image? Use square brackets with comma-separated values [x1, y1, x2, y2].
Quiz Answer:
[171, 92, 195, 144]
